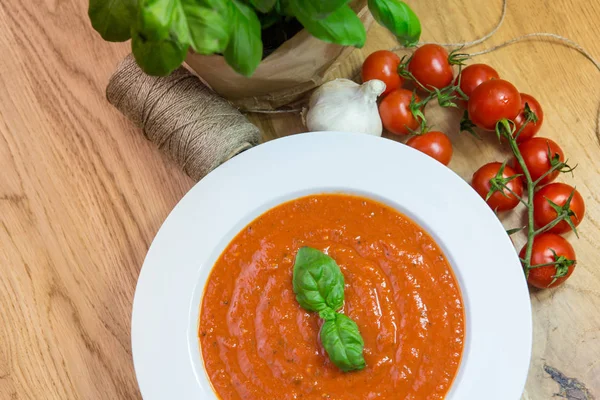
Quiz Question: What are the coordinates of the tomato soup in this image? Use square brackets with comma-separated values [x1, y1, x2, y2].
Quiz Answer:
[199, 194, 465, 400]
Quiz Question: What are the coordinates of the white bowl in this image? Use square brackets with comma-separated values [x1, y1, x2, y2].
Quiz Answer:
[132, 132, 532, 400]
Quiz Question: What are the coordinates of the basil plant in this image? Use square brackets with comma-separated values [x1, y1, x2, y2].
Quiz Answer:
[89, 0, 421, 77]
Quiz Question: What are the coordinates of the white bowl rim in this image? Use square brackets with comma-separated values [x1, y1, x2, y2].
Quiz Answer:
[132, 131, 532, 400]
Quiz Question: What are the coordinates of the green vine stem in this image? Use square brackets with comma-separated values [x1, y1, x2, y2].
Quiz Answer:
[495, 119, 577, 276]
[497, 120, 537, 273]
[399, 60, 466, 134]
[496, 122, 577, 279]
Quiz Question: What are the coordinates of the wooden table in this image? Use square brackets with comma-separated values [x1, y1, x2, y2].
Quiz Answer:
[1, 0, 598, 399]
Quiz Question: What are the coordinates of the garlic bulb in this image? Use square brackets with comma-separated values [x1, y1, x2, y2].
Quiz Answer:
[305, 78, 386, 136]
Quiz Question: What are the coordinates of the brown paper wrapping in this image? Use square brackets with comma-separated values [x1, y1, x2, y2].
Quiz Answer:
[185, 1, 373, 110]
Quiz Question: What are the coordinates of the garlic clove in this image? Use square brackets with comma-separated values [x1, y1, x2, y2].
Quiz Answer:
[359, 79, 387, 101]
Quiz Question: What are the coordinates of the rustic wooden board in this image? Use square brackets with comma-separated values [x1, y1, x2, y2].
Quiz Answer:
[0, 0, 598, 399]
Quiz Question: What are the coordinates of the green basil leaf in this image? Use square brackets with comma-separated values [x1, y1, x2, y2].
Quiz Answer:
[137, 0, 182, 42]
[131, 32, 188, 76]
[290, 0, 350, 19]
[132, 2, 189, 76]
[135, 0, 233, 73]
[88, 0, 137, 42]
[224, 0, 263, 77]
[291, 3, 366, 47]
[249, 0, 277, 13]
[181, 0, 231, 54]
[320, 313, 366, 372]
[368, 0, 421, 47]
[276, 0, 294, 16]
[292, 247, 345, 313]
[138, 0, 230, 54]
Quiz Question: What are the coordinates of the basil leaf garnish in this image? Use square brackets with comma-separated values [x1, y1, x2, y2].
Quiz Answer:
[292, 247, 366, 372]
[321, 313, 366, 372]
[292, 247, 345, 312]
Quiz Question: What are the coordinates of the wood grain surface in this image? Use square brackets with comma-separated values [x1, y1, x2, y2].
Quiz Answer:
[0, 0, 598, 399]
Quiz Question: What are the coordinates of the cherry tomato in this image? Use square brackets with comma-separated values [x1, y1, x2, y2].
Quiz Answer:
[533, 183, 585, 234]
[456, 63, 499, 99]
[408, 44, 454, 90]
[467, 79, 521, 131]
[514, 93, 544, 142]
[471, 162, 523, 211]
[520, 233, 576, 289]
[406, 131, 453, 165]
[362, 50, 403, 96]
[515, 137, 564, 185]
[379, 89, 420, 135]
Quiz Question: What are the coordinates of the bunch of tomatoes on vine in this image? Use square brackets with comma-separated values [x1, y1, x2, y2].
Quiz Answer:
[361, 44, 585, 289]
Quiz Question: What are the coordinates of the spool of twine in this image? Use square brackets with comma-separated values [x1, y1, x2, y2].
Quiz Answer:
[106, 55, 260, 181]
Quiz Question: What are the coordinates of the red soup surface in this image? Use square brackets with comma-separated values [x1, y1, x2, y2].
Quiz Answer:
[199, 194, 465, 400]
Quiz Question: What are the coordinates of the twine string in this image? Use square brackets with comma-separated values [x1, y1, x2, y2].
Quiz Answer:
[106, 55, 261, 181]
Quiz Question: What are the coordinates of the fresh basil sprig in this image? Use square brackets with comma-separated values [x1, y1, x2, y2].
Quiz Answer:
[292, 247, 366, 372]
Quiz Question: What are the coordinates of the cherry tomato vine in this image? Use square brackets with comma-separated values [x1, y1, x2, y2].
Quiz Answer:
[496, 118, 579, 284]
[362, 46, 585, 289]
